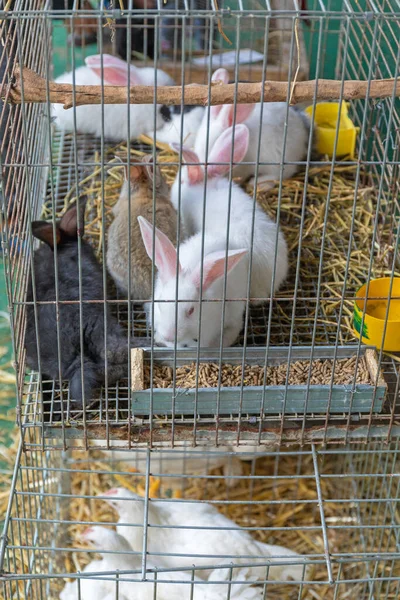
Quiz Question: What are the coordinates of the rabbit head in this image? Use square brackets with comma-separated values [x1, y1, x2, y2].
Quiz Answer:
[117, 154, 170, 201]
[194, 68, 255, 163]
[170, 123, 250, 205]
[138, 216, 246, 348]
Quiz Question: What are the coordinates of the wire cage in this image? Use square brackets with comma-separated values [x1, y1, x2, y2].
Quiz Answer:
[0, 0, 399, 450]
[1, 440, 400, 599]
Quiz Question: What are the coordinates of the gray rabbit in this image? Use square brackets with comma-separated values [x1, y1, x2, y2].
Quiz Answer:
[25, 202, 128, 417]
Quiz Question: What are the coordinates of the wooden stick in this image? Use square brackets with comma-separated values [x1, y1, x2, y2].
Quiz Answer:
[7, 65, 400, 108]
[131, 348, 144, 392]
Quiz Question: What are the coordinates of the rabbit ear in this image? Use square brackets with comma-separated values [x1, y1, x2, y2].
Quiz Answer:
[59, 201, 86, 239]
[219, 103, 255, 129]
[212, 68, 229, 84]
[141, 155, 163, 189]
[171, 144, 203, 186]
[210, 69, 229, 118]
[137, 216, 180, 284]
[207, 124, 249, 178]
[125, 163, 144, 182]
[85, 54, 143, 85]
[191, 248, 247, 292]
[31, 221, 60, 249]
[119, 155, 146, 182]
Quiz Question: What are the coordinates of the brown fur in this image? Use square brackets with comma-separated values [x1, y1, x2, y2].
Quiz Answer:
[107, 156, 179, 302]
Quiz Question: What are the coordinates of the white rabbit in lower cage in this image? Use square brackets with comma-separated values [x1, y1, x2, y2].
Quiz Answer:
[59, 527, 129, 600]
[52, 54, 175, 141]
[100, 487, 309, 583]
[193, 67, 311, 190]
[61, 526, 264, 600]
[89, 440, 244, 488]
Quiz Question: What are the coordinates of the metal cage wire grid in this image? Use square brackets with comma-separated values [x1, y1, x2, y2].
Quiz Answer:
[1, 441, 400, 599]
[0, 0, 399, 450]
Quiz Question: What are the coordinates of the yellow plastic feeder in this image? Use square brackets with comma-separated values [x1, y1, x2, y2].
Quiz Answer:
[353, 277, 400, 352]
[305, 102, 359, 158]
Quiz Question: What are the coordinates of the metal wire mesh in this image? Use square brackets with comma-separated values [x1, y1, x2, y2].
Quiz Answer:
[0, 0, 399, 449]
[1, 441, 400, 599]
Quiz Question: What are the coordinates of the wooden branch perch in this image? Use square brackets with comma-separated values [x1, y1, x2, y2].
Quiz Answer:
[6, 65, 400, 108]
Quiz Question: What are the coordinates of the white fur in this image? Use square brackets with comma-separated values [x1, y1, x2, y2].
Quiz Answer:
[52, 54, 175, 141]
[194, 69, 310, 188]
[147, 242, 248, 348]
[170, 128, 289, 305]
[142, 125, 288, 349]
[101, 488, 309, 583]
[148, 107, 205, 147]
[62, 525, 265, 600]
[89, 440, 245, 488]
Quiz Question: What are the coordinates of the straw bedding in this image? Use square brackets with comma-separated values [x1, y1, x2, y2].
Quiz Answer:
[2, 441, 400, 600]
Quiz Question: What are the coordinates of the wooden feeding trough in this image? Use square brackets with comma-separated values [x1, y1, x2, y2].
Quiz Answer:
[130, 346, 387, 417]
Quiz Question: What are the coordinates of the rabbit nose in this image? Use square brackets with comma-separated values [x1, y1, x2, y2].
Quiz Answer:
[160, 105, 172, 123]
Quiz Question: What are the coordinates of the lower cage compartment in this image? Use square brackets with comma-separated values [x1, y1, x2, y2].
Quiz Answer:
[1, 441, 400, 599]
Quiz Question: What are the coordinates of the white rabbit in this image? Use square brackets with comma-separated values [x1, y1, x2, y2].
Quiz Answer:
[52, 53, 175, 141]
[148, 106, 205, 148]
[62, 526, 265, 600]
[89, 440, 245, 489]
[101, 488, 309, 583]
[194, 67, 310, 189]
[137, 124, 287, 348]
[170, 124, 288, 305]
[139, 215, 248, 348]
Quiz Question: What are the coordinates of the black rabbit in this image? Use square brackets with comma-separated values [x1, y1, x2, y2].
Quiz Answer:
[25, 201, 128, 417]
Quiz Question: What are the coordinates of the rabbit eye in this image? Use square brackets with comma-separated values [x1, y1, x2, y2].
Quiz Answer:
[186, 307, 194, 317]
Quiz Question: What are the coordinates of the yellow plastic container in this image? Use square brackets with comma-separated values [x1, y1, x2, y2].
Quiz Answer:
[305, 102, 360, 158]
[353, 277, 400, 352]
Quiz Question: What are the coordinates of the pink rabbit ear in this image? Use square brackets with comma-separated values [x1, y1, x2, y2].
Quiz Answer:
[137, 216, 180, 284]
[85, 54, 143, 85]
[209, 69, 230, 118]
[212, 68, 229, 84]
[191, 248, 247, 292]
[172, 145, 204, 186]
[207, 124, 249, 178]
[219, 103, 255, 129]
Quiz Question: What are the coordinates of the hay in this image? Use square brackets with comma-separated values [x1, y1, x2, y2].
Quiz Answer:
[50, 447, 399, 600]
[41, 134, 399, 349]
[0, 438, 399, 599]
[145, 356, 373, 388]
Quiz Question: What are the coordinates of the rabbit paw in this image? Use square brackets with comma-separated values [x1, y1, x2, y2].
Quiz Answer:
[100, 337, 128, 364]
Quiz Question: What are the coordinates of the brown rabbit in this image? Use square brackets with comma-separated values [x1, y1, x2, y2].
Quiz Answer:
[106, 155, 179, 301]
